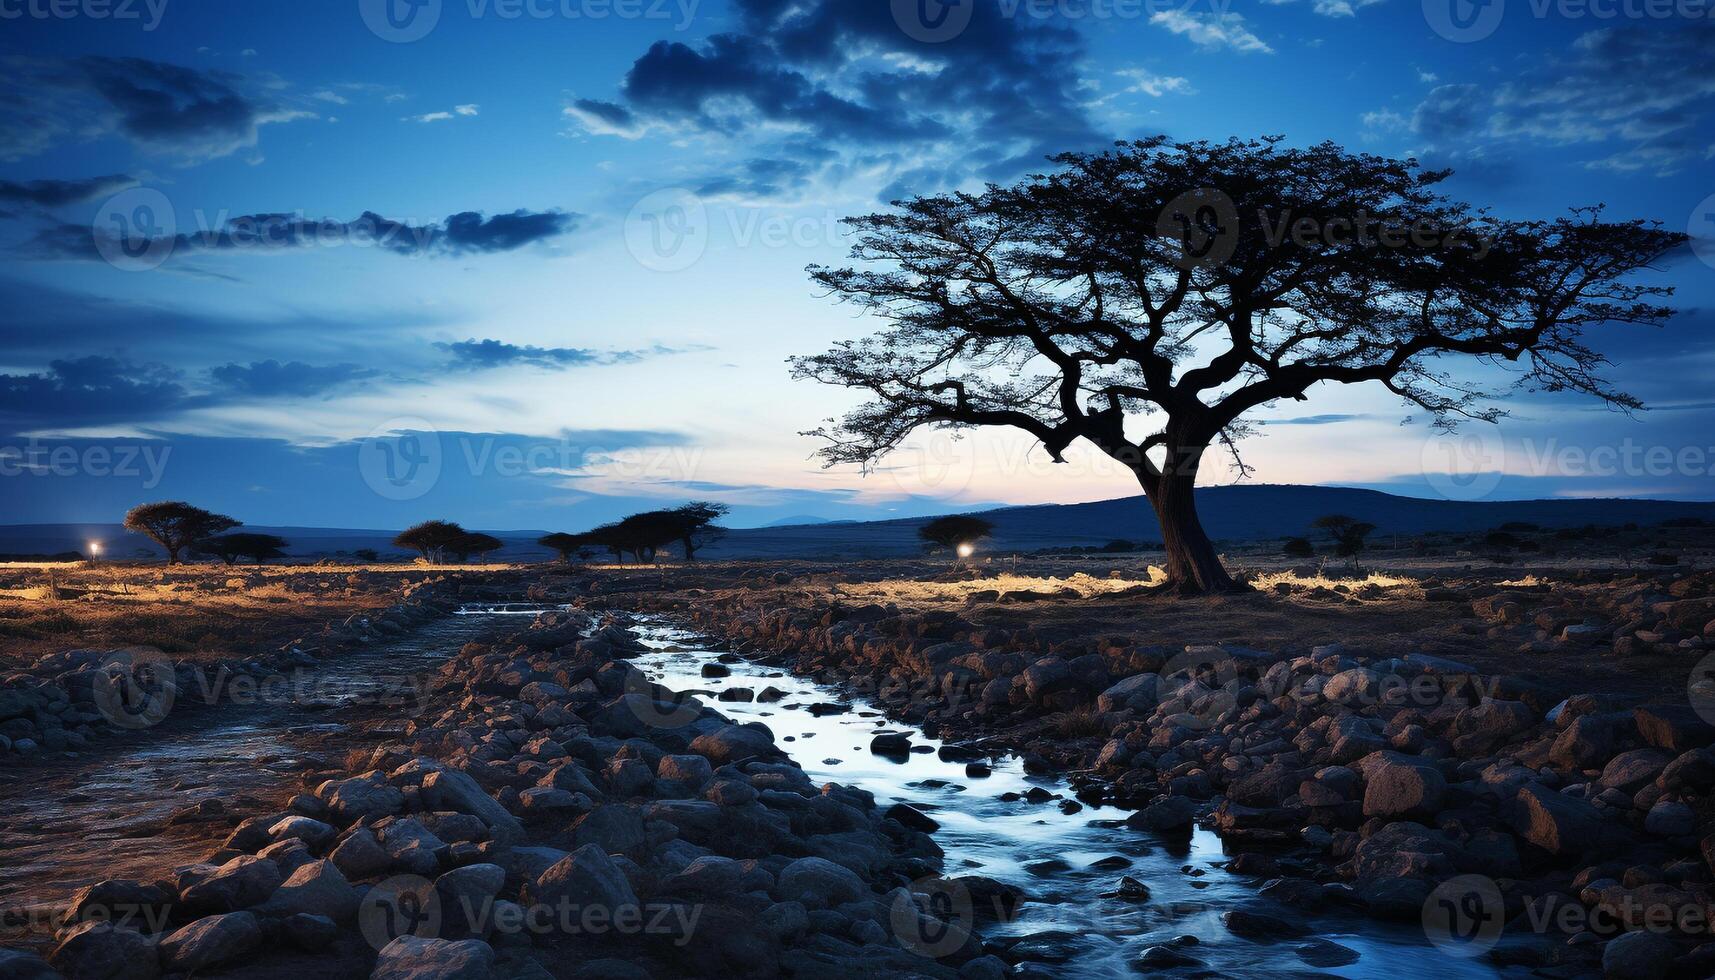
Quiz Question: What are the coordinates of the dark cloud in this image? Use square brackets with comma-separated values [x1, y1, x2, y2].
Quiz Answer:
[695, 157, 816, 198]
[577, 0, 1105, 195]
[436, 338, 699, 371]
[0, 356, 190, 429]
[0, 174, 137, 208]
[19, 208, 579, 263]
[0, 56, 306, 162]
[1392, 26, 1715, 176]
[207, 360, 380, 398]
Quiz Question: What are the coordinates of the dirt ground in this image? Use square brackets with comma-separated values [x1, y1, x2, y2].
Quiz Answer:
[568, 519, 1715, 707]
[0, 561, 523, 667]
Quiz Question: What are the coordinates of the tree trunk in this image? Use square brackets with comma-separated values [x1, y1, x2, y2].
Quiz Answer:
[1143, 467, 1238, 594]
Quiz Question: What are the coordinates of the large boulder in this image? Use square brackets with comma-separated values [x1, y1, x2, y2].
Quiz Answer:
[776, 857, 866, 908]
[372, 936, 496, 980]
[0, 950, 58, 980]
[420, 769, 524, 846]
[1507, 783, 1609, 856]
[174, 855, 283, 913]
[158, 911, 262, 972]
[1097, 673, 1158, 713]
[1361, 752, 1447, 819]
[253, 859, 359, 922]
[317, 771, 404, 824]
[1601, 930, 1679, 980]
[687, 724, 777, 766]
[1633, 705, 1715, 753]
[49, 921, 159, 980]
[521, 844, 638, 917]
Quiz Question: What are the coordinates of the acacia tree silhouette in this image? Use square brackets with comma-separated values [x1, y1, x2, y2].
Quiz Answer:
[792, 137, 1685, 594]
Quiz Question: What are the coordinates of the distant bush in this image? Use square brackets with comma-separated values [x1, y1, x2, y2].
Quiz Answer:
[1282, 537, 1314, 558]
[1648, 552, 1680, 565]
[1498, 521, 1540, 533]
[354, 548, 380, 562]
[1098, 539, 1135, 553]
[1483, 531, 1520, 551]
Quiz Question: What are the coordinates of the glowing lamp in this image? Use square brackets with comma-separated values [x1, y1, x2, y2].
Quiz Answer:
[956, 542, 975, 558]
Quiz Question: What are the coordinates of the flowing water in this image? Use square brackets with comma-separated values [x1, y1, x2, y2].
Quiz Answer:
[0, 604, 535, 934]
[628, 618, 1519, 979]
[2, 606, 1525, 976]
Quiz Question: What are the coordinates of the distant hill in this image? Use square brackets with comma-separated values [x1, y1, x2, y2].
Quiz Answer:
[700, 485, 1715, 559]
[5, 485, 1713, 562]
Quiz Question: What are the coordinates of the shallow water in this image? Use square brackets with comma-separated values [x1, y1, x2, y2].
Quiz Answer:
[0, 605, 527, 928]
[628, 618, 1518, 979]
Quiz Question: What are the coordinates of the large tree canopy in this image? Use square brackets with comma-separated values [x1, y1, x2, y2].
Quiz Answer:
[791, 137, 1685, 593]
[123, 501, 239, 564]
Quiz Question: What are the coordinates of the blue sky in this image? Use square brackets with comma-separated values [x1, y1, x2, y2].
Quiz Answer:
[1, 0, 1712, 530]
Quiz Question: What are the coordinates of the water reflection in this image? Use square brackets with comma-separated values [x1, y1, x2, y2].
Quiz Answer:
[628, 619, 1515, 979]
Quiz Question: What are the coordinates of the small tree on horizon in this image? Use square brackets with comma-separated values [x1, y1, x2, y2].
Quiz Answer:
[918, 515, 995, 559]
[393, 520, 466, 562]
[123, 501, 240, 564]
[538, 532, 586, 564]
[791, 136, 1685, 595]
[669, 501, 730, 561]
[1313, 514, 1376, 574]
[448, 531, 504, 563]
[194, 532, 289, 565]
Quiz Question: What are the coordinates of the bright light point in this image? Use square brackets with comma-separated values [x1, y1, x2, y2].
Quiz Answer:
[956, 543, 975, 558]
[88, 542, 102, 556]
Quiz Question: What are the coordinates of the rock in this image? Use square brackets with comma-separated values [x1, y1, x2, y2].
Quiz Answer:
[282, 912, 338, 951]
[0, 949, 58, 980]
[1222, 909, 1309, 940]
[1096, 674, 1158, 713]
[1125, 796, 1195, 831]
[869, 732, 912, 755]
[884, 803, 939, 832]
[1508, 783, 1610, 857]
[175, 855, 283, 913]
[330, 827, 391, 878]
[158, 911, 261, 972]
[1601, 930, 1679, 980]
[1634, 705, 1715, 753]
[63, 880, 173, 929]
[1295, 938, 1360, 968]
[49, 921, 158, 980]
[1551, 712, 1625, 770]
[1599, 749, 1672, 792]
[688, 724, 777, 766]
[435, 864, 506, 939]
[1361, 752, 1446, 818]
[372, 936, 496, 980]
[777, 857, 866, 908]
[254, 859, 359, 922]
[522, 844, 638, 917]
[317, 771, 404, 824]
[268, 814, 337, 848]
[657, 754, 713, 788]
[567, 804, 647, 856]
[421, 769, 524, 846]
[1644, 801, 1696, 837]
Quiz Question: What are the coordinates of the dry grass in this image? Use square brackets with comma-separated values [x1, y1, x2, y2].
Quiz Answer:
[1247, 568, 1424, 595]
[0, 563, 514, 667]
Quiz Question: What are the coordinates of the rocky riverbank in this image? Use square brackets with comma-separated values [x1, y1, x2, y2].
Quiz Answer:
[0, 572, 530, 763]
[627, 570, 1715, 978]
[2, 605, 1012, 979]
